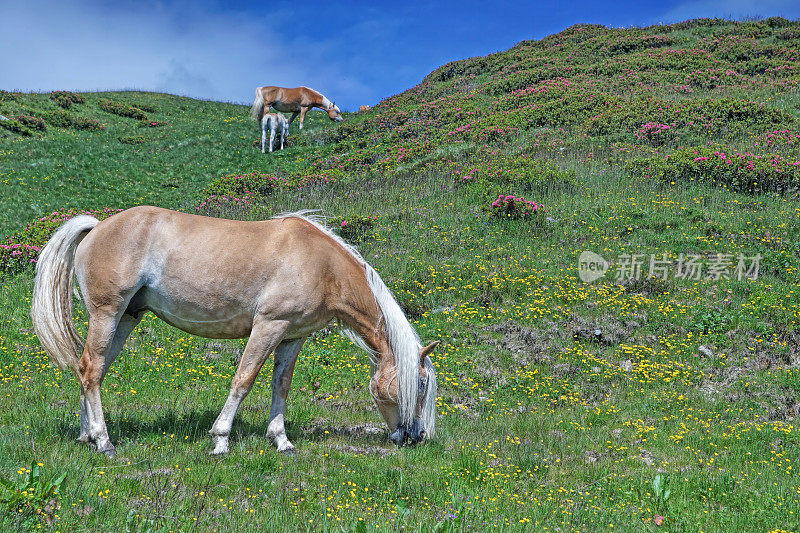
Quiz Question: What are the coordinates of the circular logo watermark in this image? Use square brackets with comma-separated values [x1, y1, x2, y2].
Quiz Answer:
[578, 251, 609, 283]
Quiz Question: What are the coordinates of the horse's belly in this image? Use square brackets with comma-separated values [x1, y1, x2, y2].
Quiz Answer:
[271, 100, 297, 113]
[136, 287, 254, 339]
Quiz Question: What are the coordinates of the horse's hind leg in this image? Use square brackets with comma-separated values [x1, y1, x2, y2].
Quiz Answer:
[269, 128, 276, 153]
[78, 310, 132, 455]
[78, 313, 140, 444]
[267, 337, 305, 453]
[209, 319, 289, 454]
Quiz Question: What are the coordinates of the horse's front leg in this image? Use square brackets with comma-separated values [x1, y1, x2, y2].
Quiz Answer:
[287, 111, 299, 127]
[298, 107, 309, 129]
[209, 319, 289, 454]
[267, 337, 305, 453]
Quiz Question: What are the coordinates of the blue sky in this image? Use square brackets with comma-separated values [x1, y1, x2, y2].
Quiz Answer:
[1, 1, 799, 111]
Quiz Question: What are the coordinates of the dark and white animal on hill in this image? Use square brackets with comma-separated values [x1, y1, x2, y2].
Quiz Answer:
[251, 86, 342, 129]
[261, 112, 289, 153]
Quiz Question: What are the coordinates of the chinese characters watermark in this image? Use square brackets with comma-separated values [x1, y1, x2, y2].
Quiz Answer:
[578, 252, 762, 283]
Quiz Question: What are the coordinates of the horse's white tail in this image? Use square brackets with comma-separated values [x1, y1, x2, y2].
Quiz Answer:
[31, 215, 98, 370]
[250, 87, 265, 121]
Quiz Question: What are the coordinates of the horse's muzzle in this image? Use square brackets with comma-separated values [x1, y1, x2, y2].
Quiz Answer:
[389, 417, 426, 447]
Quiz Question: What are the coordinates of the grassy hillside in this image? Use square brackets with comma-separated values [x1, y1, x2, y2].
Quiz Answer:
[0, 90, 339, 236]
[2, 17, 800, 531]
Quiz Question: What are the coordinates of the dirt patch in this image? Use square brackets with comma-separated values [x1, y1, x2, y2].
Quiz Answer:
[300, 422, 385, 442]
[570, 314, 639, 346]
[620, 276, 671, 297]
[482, 320, 564, 365]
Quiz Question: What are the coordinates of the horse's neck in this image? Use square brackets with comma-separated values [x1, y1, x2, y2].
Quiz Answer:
[311, 91, 330, 110]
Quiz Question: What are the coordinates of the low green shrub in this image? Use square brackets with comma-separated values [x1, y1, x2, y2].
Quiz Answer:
[41, 108, 74, 128]
[330, 215, 378, 242]
[0, 90, 19, 103]
[99, 99, 147, 120]
[49, 91, 84, 108]
[0, 118, 32, 136]
[72, 116, 105, 131]
[118, 134, 149, 144]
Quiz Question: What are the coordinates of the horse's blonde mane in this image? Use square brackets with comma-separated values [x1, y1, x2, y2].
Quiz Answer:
[275, 211, 436, 437]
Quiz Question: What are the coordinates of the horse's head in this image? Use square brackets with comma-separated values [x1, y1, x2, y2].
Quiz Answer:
[370, 341, 439, 447]
[327, 102, 344, 122]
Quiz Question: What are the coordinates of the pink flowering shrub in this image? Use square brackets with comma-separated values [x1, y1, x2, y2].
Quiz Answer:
[203, 172, 289, 198]
[49, 91, 84, 109]
[635, 122, 675, 145]
[486, 195, 543, 220]
[629, 146, 800, 192]
[2, 207, 121, 274]
[0, 243, 40, 276]
[140, 120, 166, 128]
[194, 192, 257, 218]
[15, 115, 47, 132]
[71, 117, 105, 131]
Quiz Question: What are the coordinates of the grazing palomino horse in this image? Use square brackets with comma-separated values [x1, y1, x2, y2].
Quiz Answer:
[358, 105, 371, 113]
[251, 86, 343, 130]
[261, 112, 289, 153]
[31, 207, 438, 456]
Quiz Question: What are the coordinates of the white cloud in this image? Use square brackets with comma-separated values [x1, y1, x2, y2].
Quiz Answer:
[655, 0, 800, 24]
[0, 0, 374, 109]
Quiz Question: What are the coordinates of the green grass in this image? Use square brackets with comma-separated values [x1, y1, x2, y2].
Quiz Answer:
[2, 17, 800, 532]
[0, 91, 340, 236]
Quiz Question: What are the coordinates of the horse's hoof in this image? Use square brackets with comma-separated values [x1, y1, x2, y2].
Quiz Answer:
[279, 447, 296, 456]
[77, 435, 90, 444]
[98, 445, 116, 458]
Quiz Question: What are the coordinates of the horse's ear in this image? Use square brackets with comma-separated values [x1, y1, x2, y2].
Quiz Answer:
[420, 341, 439, 360]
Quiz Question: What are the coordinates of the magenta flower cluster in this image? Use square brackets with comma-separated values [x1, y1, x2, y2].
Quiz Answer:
[636, 122, 673, 141]
[488, 195, 542, 220]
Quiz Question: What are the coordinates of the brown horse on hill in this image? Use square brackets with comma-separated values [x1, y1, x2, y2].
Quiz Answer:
[251, 86, 343, 129]
[31, 207, 438, 456]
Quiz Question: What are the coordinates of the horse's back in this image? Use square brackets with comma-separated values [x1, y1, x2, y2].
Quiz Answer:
[73, 207, 360, 337]
[260, 86, 320, 107]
